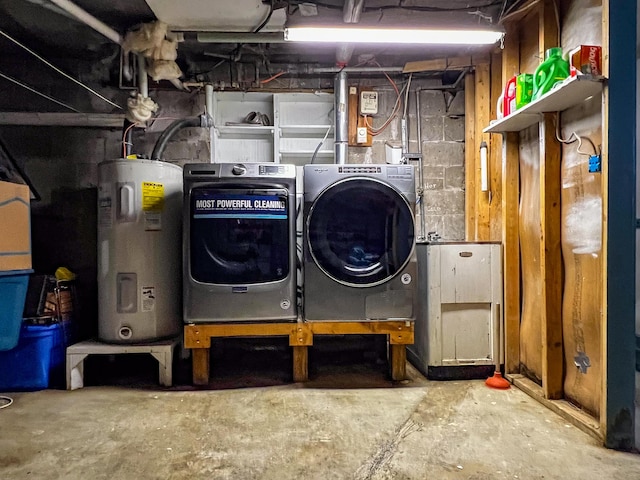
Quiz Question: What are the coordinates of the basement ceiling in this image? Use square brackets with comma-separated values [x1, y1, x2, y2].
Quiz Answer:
[0, 0, 519, 88]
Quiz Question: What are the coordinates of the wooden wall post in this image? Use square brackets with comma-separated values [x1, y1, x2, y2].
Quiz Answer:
[501, 24, 521, 374]
[539, 113, 564, 399]
[537, 0, 563, 400]
[464, 73, 477, 241]
[474, 63, 492, 240]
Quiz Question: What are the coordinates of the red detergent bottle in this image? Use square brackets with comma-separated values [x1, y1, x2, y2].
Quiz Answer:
[532, 47, 570, 100]
[502, 75, 517, 117]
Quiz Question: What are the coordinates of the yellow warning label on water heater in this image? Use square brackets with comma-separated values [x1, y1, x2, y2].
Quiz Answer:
[142, 182, 164, 211]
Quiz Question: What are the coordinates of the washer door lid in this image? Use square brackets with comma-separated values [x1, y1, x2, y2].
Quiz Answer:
[307, 177, 415, 287]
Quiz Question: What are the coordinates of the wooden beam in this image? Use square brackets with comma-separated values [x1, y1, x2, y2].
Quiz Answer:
[389, 344, 407, 380]
[474, 63, 491, 240]
[292, 346, 309, 382]
[538, 1, 562, 400]
[539, 113, 563, 399]
[501, 24, 521, 374]
[403, 56, 473, 73]
[464, 72, 477, 241]
[538, 0, 559, 64]
[489, 52, 503, 242]
[192, 348, 210, 386]
[348, 86, 359, 145]
[507, 374, 603, 442]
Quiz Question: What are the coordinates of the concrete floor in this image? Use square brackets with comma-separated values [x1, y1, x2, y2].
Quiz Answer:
[1, 344, 640, 480]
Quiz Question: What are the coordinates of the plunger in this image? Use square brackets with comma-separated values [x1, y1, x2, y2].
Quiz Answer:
[486, 305, 510, 389]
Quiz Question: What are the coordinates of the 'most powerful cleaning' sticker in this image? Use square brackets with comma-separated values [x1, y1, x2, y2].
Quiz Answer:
[193, 193, 287, 219]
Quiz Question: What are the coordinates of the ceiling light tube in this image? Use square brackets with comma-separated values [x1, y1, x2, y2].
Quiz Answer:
[284, 27, 504, 45]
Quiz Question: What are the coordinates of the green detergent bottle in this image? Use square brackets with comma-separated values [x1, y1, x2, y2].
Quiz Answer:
[532, 47, 570, 100]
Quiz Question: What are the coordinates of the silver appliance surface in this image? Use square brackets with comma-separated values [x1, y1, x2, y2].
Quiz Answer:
[303, 163, 417, 321]
[183, 162, 297, 323]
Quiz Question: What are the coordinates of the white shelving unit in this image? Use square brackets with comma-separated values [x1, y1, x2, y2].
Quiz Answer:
[483, 75, 605, 134]
[212, 92, 274, 163]
[275, 92, 334, 166]
[210, 91, 334, 165]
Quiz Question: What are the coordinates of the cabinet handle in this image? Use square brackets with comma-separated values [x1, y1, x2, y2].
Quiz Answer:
[459, 251, 473, 257]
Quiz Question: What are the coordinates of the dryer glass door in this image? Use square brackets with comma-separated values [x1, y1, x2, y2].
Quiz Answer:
[307, 177, 414, 287]
[190, 187, 290, 285]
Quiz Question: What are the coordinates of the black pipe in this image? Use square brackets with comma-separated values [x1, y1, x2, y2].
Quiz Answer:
[151, 117, 200, 161]
[123, 119, 134, 157]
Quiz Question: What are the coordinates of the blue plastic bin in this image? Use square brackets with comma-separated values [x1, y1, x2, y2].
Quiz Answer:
[0, 321, 75, 391]
[0, 269, 32, 351]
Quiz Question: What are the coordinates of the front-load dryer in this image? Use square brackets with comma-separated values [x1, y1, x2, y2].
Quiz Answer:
[184, 163, 297, 322]
[303, 164, 417, 321]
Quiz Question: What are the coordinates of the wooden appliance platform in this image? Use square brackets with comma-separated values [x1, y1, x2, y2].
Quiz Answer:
[184, 320, 414, 385]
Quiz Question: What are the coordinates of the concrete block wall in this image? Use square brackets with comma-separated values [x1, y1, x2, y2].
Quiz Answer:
[347, 77, 466, 241]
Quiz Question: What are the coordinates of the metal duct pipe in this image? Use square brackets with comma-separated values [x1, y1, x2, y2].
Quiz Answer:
[196, 32, 285, 43]
[334, 70, 348, 164]
[205, 84, 214, 118]
[336, 0, 364, 65]
[343, 0, 365, 23]
[49, 0, 122, 45]
[310, 66, 404, 73]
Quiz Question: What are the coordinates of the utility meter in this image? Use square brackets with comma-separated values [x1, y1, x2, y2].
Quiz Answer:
[359, 91, 378, 115]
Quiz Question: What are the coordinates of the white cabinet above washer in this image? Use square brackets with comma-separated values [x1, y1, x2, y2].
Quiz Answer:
[211, 91, 334, 165]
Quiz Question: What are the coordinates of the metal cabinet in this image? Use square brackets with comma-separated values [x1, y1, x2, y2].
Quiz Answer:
[408, 242, 503, 378]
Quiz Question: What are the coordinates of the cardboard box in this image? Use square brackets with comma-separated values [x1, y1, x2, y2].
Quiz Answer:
[569, 45, 602, 76]
[0, 180, 31, 271]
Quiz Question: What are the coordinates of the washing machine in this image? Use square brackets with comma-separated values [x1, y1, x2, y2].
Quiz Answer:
[303, 164, 417, 321]
[183, 163, 297, 323]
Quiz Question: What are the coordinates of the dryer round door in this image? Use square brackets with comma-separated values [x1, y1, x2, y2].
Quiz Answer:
[307, 177, 415, 287]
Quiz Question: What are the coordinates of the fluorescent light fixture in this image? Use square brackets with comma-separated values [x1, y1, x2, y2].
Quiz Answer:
[284, 26, 504, 45]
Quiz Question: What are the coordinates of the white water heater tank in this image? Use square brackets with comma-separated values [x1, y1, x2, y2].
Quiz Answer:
[97, 159, 182, 343]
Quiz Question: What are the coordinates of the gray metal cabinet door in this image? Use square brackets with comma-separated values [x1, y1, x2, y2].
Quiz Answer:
[440, 244, 493, 303]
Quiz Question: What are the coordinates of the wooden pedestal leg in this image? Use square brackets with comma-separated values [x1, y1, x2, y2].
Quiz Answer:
[389, 344, 407, 381]
[192, 348, 210, 385]
[292, 346, 309, 382]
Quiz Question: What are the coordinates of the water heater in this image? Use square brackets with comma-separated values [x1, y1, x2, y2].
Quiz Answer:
[97, 159, 182, 343]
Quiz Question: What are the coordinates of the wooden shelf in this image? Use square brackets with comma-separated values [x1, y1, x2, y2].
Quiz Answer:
[483, 75, 605, 133]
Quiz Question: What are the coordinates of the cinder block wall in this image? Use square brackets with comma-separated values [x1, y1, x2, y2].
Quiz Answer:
[347, 78, 466, 241]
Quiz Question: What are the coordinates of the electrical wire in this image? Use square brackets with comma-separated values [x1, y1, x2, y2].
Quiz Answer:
[0, 27, 122, 110]
[499, 0, 541, 24]
[0, 395, 13, 409]
[310, 124, 333, 164]
[122, 121, 139, 157]
[0, 71, 80, 112]
[289, 0, 502, 13]
[554, 114, 598, 157]
[364, 68, 406, 136]
[403, 73, 413, 118]
[253, 1, 274, 33]
[261, 71, 288, 84]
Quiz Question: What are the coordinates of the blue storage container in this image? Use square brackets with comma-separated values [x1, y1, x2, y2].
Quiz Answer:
[0, 269, 32, 351]
[0, 321, 74, 391]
